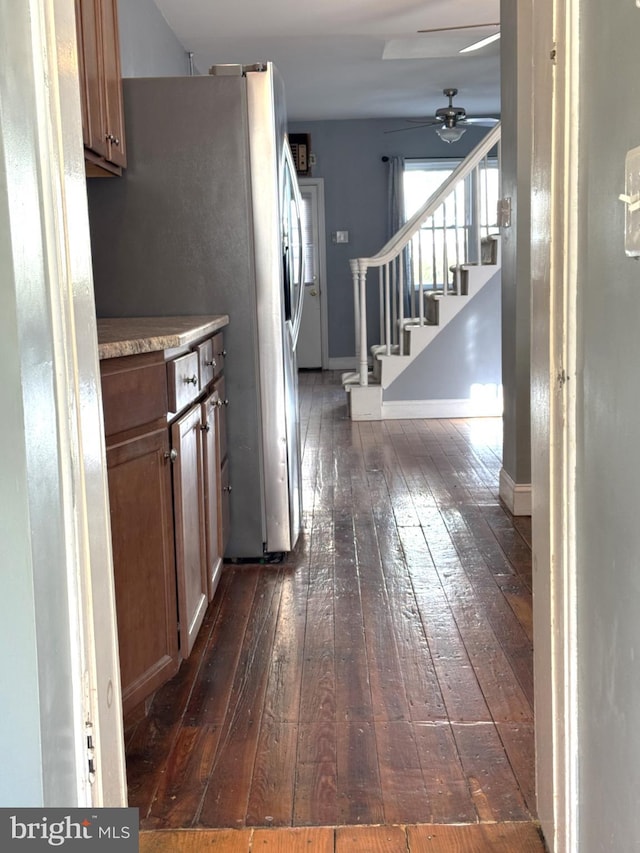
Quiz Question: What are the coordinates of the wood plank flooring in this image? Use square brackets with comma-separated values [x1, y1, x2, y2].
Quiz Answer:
[126, 371, 536, 841]
[140, 822, 546, 852]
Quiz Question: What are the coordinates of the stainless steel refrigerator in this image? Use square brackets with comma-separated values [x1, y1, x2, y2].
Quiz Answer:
[87, 63, 304, 559]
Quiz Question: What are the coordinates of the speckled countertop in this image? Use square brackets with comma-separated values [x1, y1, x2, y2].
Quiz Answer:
[97, 315, 229, 360]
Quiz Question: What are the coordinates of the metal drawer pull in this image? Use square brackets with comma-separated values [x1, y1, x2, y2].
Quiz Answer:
[164, 449, 178, 462]
[223, 484, 232, 493]
[205, 358, 217, 367]
[200, 422, 211, 432]
[184, 375, 198, 385]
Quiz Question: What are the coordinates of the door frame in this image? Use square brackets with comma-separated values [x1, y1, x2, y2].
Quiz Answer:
[298, 178, 329, 369]
[530, 0, 580, 849]
[1, 0, 127, 805]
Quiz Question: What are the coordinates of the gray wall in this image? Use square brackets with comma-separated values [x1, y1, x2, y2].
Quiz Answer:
[288, 119, 495, 361]
[577, 0, 640, 848]
[117, 0, 190, 77]
[500, 0, 532, 488]
[385, 271, 501, 401]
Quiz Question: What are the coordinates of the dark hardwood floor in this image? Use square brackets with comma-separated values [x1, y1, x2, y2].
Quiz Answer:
[126, 371, 535, 833]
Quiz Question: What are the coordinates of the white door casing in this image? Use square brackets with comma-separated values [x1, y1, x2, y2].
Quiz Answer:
[0, 0, 127, 805]
[530, 0, 580, 849]
[297, 179, 328, 369]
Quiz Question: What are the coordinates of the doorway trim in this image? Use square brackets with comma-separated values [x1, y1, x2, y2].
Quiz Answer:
[298, 178, 329, 369]
[1, 0, 127, 805]
[530, 0, 580, 849]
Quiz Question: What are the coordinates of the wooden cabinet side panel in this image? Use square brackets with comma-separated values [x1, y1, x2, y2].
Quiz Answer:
[74, 0, 90, 146]
[171, 407, 209, 659]
[106, 427, 179, 714]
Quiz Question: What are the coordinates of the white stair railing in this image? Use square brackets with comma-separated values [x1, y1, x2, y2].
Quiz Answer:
[349, 123, 501, 387]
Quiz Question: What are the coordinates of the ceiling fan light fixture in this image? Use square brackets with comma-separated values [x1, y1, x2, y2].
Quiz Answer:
[436, 125, 467, 144]
[459, 31, 501, 53]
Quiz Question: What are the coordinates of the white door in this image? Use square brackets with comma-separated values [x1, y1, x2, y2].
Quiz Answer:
[297, 180, 327, 369]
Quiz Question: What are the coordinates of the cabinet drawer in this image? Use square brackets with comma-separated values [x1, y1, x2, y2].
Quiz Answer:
[167, 351, 200, 414]
[212, 332, 226, 374]
[100, 352, 168, 438]
[196, 337, 217, 389]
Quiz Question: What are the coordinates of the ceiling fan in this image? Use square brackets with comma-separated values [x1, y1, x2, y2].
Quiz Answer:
[386, 88, 499, 143]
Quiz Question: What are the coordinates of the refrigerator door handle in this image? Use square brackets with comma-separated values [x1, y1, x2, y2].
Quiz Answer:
[284, 142, 305, 350]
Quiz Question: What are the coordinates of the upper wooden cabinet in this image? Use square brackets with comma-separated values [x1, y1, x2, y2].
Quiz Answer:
[75, 0, 126, 176]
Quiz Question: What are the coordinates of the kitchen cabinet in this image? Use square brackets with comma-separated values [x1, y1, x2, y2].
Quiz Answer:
[75, 0, 126, 176]
[98, 316, 229, 717]
[101, 352, 179, 715]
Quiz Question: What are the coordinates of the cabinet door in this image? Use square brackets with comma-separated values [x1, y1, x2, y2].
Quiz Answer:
[202, 392, 223, 601]
[219, 456, 231, 555]
[171, 404, 208, 659]
[106, 425, 179, 714]
[100, 0, 126, 167]
[75, 0, 126, 172]
[213, 374, 230, 553]
[75, 0, 107, 157]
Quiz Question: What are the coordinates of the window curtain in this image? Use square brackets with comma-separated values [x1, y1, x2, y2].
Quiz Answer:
[387, 156, 412, 317]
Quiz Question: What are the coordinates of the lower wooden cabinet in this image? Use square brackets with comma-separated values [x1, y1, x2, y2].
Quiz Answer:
[106, 423, 179, 715]
[100, 323, 229, 718]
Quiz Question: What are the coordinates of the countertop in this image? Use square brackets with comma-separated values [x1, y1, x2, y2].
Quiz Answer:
[97, 315, 229, 360]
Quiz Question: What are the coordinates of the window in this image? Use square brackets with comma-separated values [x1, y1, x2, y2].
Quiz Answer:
[403, 157, 499, 290]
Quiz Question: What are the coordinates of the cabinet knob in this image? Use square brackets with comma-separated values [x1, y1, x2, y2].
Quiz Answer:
[223, 484, 232, 493]
[105, 132, 120, 146]
[184, 374, 198, 385]
[216, 398, 229, 408]
[205, 358, 216, 367]
[221, 349, 227, 358]
[164, 449, 178, 463]
[200, 422, 211, 432]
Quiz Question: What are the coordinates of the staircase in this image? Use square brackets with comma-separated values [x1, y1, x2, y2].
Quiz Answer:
[343, 124, 502, 421]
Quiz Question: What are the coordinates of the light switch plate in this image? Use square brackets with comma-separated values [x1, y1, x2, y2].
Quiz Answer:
[333, 230, 349, 244]
[624, 145, 640, 257]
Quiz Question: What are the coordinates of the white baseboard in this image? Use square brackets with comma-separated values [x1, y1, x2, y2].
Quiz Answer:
[499, 468, 532, 516]
[380, 397, 503, 420]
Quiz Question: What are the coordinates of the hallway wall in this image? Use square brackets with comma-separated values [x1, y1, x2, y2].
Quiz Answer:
[576, 1, 640, 848]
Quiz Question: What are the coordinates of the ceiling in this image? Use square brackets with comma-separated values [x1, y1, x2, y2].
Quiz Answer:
[152, 0, 501, 124]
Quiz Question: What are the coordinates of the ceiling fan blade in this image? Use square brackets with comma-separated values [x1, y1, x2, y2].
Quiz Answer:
[416, 22, 499, 34]
[460, 117, 500, 126]
[384, 122, 438, 135]
[405, 118, 440, 125]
